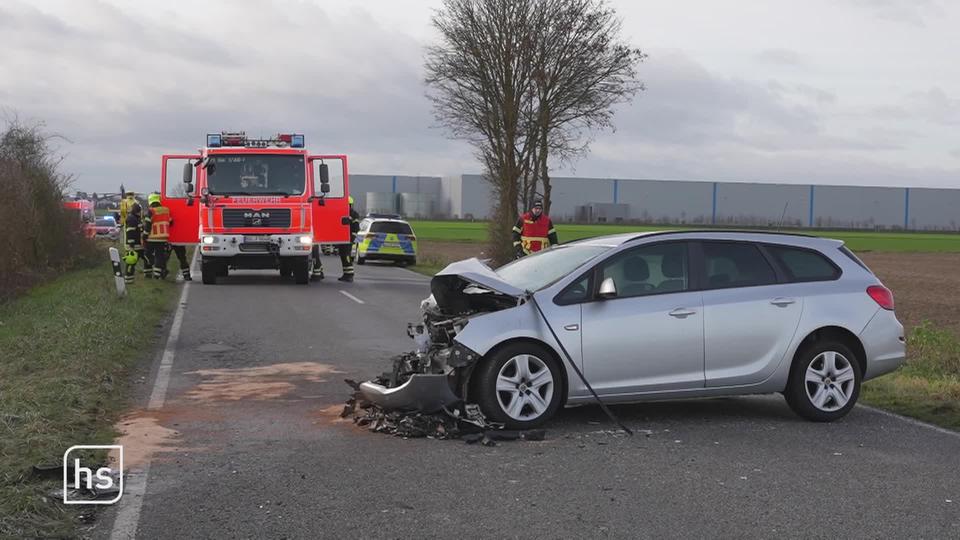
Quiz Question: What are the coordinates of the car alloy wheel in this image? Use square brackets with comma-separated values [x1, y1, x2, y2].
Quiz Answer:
[495, 354, 555, 421]
[804, 351, 856, 412]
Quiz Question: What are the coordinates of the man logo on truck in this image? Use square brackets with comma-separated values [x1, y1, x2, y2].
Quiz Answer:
[244, 211, 270, 226]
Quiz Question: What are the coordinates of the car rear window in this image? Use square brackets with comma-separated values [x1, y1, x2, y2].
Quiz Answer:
[370, 221, 413, 235]
[702, 242, 776, 289]
[767, 245, 840, 282]
[838, 245, 872, 273]
[95, 218, 114, 227]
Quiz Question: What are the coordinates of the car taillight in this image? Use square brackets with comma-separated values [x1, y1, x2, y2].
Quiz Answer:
[407, 235, 416, 241]
[867, 285, 894, 310]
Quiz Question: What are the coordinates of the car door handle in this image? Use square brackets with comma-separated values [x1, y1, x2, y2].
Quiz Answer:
[771, 297, 796, 307]
[564, 324, 579, 331]
[668, 308, 697, 318]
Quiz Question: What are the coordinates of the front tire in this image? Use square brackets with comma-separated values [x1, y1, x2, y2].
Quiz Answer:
[473, 343, 563, 429]
[785, 341, 862, 422]
[201, 259, 217, 285]
[292, 257, 310, 285]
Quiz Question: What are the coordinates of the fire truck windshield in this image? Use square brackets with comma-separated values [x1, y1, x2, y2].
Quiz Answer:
[206, 154, 306, 196]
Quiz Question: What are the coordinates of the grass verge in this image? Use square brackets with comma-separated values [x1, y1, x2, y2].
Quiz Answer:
[408, 220, 960, 252]
[0, 256, 179, 537]
[862, 322, 960, 431]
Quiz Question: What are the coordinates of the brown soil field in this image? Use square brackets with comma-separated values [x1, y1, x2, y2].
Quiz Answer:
[419, 242, 960, 337]
[860, 252, 960, 336]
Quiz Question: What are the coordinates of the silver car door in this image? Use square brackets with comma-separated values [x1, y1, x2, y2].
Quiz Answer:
[698, 241, 803, 387]
[580, 242, 705, 395]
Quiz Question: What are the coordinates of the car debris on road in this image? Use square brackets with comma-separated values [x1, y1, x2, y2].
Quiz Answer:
[342, 368, 545, 445]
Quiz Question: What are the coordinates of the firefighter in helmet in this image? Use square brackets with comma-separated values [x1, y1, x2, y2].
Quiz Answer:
[119, 191, 137, 244]
[143, 192, 173, 279]
[123, 203, 144, 284]
[512, 198, 558, 258]
[311, 196, 360, 282]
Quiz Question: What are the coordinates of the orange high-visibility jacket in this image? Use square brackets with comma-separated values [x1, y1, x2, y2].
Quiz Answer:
[145, 206, 172, 242]
[512, 212, 558, 254]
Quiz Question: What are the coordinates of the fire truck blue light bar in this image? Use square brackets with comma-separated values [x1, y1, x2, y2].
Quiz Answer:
[206, 133, 222, 147]
[290, 134, 304, 148]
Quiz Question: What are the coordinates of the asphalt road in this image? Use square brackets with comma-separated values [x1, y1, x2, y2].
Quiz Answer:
[97, 256, 960, 539]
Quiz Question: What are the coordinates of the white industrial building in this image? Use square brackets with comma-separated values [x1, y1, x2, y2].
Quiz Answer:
[348, 174, 960, 231]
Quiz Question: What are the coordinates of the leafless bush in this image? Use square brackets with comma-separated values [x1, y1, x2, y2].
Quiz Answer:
[0, 119, 97, 300]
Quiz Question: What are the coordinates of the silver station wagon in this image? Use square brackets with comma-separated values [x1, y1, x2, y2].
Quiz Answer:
[361, 231, 905, 428]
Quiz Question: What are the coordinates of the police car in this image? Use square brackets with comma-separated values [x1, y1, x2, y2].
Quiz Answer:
[353, 214, 418, 266]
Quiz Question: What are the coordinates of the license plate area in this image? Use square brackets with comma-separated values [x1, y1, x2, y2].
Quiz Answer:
[243, 235, 273, 244]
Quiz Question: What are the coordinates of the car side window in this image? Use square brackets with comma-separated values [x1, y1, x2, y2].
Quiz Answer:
[556, 274, 592, 304]
[768, 245, 840, 282]
[600, 242, 689, 298]
[702, 242, 776, 289]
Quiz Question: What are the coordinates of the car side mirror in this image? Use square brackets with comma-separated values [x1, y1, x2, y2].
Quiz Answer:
[320, 183, 331, 194]
[182, 162, 193, 184]
[598, 277, 618, 299]
[319, 163, 330, 185]
[185, 183, 194, 194]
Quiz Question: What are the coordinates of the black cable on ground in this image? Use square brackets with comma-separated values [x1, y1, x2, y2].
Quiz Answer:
[526, 292, 633, 436]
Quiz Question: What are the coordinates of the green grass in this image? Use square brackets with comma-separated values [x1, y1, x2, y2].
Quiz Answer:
[862, 322, 960, 430]
[0, 258, 179, 537]
[409, 220, 960, 252]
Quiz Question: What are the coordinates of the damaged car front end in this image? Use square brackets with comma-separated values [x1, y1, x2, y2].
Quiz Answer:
[356, 244, 613, 429]
[359, 258, 524, 413]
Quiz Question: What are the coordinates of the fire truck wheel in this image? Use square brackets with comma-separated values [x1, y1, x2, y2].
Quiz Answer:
[279, 260, 292, 278]
[293, 257, 310, 284]
[201, 259, 217, 285]
[216, 265, 229, 277]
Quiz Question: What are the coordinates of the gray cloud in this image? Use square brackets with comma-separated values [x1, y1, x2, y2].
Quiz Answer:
[755, 48, 804, 67]
[845, 0, 945, 26]
[0, 0, 956, 194]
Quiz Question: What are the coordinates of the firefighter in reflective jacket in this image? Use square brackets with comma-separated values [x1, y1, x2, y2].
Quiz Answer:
[143, 193, 172, 279]
[512, 199, 558, 258]
[312, 196, 360, 282]
[123, 203, 144, 284]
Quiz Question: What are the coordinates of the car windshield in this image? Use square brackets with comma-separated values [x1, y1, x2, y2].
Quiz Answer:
[495, 244, 609, 292]
[370, 221, 413, 234]
[207, 154, 306, 195]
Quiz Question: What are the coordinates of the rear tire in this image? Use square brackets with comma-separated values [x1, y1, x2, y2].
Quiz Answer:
[201, 259, 217, 285]
[785, 340, 862, 422]
[293, 257, 310, 285]
[473, 342, 563, 429]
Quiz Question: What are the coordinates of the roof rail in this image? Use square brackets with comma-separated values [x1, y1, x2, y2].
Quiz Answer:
[625, 228, 819, 243]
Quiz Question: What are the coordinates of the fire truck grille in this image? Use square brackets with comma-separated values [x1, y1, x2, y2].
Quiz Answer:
[222, 208, 291, 228]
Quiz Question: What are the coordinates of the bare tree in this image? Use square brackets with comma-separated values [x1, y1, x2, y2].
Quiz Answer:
[425, 0, 643, 262]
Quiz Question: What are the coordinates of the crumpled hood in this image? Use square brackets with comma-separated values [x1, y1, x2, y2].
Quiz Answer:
[430, 258, 525, 315]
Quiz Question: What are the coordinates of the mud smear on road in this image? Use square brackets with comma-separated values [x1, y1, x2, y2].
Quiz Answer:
[110, 408, 212, 469]
[183, 362, 340, 402]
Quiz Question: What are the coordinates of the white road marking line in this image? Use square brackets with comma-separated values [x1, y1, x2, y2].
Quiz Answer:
[110, 251, 196, 540]
[857, 404, 960, 439]
[340, 290, 365, 304]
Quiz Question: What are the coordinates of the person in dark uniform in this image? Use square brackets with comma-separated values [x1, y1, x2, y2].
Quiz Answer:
[312, 196, 360, 282]
[123, 203, 144, 284]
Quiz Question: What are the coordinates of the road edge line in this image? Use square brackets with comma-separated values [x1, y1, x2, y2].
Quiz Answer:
[110, 251, 196, 539]
[857, 404, 960, 439]
[340, 290, 365, 304]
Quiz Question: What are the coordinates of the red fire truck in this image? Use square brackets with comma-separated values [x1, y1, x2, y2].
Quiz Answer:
[160, 131, 352, 285]
[62, 199, 97, 239]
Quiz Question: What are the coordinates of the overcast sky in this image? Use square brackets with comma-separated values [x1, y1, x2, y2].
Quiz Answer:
[2, 0, 958, 194]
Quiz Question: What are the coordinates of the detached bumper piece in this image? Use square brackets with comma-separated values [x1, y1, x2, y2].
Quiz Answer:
[359, 374, 461, 413]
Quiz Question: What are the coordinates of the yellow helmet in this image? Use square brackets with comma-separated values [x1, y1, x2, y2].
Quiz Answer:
[123, 250, 139, 266]
[348, 195, 354, 205]
[148, 192, 161, 206]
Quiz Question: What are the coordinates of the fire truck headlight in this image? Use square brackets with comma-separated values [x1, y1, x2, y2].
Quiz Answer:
[202, 236, 216, 245]
[298, 235, 313, 245]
